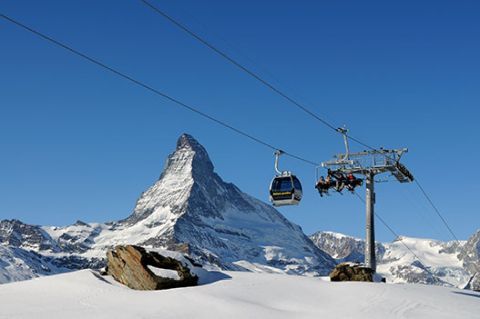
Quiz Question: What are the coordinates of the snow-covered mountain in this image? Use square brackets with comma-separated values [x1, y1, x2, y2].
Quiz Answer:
[310, 230, 480, 289]
[0, 134, 335, 284]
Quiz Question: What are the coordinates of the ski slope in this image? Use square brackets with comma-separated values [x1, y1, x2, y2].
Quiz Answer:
[0, 270, 478, 319]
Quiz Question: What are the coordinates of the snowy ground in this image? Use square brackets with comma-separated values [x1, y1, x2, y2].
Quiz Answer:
[0, 270, 478, 319]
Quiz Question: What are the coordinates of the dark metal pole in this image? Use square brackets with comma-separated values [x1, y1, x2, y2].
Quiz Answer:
[365, 171, 376, 272]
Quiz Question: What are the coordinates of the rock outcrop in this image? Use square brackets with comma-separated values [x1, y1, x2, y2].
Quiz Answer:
[106, 245, 198, 290]
[329, 263, 374, 282]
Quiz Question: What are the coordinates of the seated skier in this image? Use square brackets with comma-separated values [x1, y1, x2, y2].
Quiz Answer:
[315, 176, 329, 197]
[346, 173, 356, 192]
[325, 175, 332, 187]
[329, 169, 346, 192]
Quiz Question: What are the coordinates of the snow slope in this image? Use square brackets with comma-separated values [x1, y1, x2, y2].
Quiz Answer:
[0, 270, 478, 319]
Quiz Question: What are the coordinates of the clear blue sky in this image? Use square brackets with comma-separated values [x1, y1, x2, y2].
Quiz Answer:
[1, 0, 479, 242]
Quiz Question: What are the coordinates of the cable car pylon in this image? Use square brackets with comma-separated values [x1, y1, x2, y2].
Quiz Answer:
[319, 128, 414, 273]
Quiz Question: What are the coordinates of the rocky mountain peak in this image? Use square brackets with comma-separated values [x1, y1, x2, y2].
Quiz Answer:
[123, 134, 217, 224]
[0, 219, 56, 251]
[310, 231, 367, 261]
[176, 133, 206, 153]
[169, 133, 213, 177]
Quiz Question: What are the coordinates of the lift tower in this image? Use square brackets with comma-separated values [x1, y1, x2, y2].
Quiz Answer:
[321, 128, 414, 272]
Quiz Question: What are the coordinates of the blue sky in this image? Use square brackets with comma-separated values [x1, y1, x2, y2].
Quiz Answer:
[1, 0, 479, 242]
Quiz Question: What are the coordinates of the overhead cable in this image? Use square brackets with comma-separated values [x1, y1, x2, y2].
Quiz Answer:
[354, 192, 438, 278]
[414, 179, 460, 244]
[0, 13, 319, 167]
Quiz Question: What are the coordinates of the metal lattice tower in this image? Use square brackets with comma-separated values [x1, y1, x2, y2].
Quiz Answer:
[321, 129, 414, 272]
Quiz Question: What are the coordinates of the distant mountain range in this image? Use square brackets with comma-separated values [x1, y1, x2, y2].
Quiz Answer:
[0, 134, 478, 291]
[310, 230, 479, 289]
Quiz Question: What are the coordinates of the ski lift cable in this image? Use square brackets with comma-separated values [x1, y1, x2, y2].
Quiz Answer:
[139, 0, 392, 152]
[138, 1, 461, 244]
[139, 0, 338, 132]
[353, 192, 437, 277]
[413, 179, 460, 243]
[0, 13, 319, 168]
[138, 1, 416, 166]
[399, 186, 446, 241]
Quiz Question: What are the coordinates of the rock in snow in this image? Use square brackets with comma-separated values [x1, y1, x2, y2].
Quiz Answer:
[329, 262, 374, 282]
[0, 134, 334, 284]
[106, 245, 198, 290]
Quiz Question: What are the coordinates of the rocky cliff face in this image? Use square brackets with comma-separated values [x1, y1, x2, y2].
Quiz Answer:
[0, 219, 58, 252]
[459, 230, 480, 290]
[310, 231, 478, 288]
[310, 231, 385, 262]
[0, 134, 335, 283]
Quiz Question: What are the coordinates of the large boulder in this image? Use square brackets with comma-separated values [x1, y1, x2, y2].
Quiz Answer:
[106, 245, 198, 290]
[329, 262, 374, 282]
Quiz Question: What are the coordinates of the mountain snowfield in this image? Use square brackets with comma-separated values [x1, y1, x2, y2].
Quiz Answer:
[0, 269, 479, 319]
[310, 231, 479, 289]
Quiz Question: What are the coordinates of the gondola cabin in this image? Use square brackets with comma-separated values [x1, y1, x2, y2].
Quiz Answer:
[269, 173, 303, 206]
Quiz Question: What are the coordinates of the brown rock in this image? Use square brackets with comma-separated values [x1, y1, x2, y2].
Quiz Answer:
[329, 262, 374, 282]
[106, 245, 198, 290]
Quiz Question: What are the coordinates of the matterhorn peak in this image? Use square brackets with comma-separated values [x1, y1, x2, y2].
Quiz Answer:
[162, 133, 214, 179]
[123, 134, 215, 224]
[176, 133, 206, 152]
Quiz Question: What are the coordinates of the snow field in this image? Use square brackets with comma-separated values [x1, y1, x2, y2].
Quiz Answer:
[0, 269, 478, 319]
